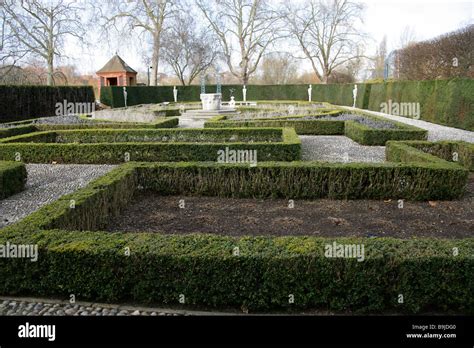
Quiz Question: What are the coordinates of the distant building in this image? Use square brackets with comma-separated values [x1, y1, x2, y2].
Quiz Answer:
[96, 55, 137, 97]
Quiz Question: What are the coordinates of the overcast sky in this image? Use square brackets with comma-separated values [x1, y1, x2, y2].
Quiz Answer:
[64, 0, 473, 76]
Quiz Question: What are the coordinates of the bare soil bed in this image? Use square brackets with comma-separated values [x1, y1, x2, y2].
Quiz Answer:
[106, 175, 474, 238]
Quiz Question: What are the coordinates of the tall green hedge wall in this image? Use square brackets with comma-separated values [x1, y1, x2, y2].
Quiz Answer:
[0, 86, 95, 123]
[100, 84, 369, 109]
[367, 79, 473, 131]
[1, 79, 471, 130]
[101, 78, 473, 130]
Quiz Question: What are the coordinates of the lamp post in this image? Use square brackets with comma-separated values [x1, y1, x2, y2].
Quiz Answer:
[147, 66, 153, 86]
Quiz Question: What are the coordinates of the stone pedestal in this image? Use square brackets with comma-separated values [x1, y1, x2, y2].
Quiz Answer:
[200, 93, 222, 111]
[179, 93, 238, 128]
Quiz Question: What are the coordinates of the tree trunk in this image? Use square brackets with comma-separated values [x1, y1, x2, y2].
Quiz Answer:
[151, 35, 160, 86]
[47, 14, 54, 86]
[47, 53, 54, 86]
[322, 67, 329, 84]
[242, 69, 249, 85]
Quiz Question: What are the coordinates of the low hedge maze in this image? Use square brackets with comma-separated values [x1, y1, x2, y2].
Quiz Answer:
[0, 117, 179, 139]
[0, 148, 472, 313]
[0, 127, 301, 164]
[204, 110, 427, 145]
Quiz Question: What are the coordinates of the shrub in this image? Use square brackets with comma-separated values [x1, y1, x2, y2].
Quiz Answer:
[0, 161, 27, 199]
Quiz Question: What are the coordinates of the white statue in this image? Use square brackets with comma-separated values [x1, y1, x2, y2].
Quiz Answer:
[242, 85, 247, 102]
[173, 86, 178, 103]
[352, 84, 358, 108]
[123, 87, 128, 108]
[308, 84, 312, 102]
[229, 96, 236, 108]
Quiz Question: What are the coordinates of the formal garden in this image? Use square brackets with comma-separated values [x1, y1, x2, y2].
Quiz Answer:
[0, 78, 472, 315]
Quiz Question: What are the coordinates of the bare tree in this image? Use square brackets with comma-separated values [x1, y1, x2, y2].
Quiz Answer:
[161, 13, 219, 85]
[196, 0, 281, 85]
[258, 52, 298, 84]
[1, 0, 85, 85]
[398, 25, 417, 49]
[398, 24, 473, 80]
[282, 0, 367, 84]
[98, 0, 177, 86]
[0, 7, 29, 79]
[370, 35, 387, 79]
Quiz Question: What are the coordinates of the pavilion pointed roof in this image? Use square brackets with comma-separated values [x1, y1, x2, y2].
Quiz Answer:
[96, 55, 137, 74]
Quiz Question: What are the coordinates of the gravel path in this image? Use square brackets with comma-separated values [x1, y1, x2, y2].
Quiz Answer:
[300, 135, 386, 162]
[0, 115, 100, 128]
[0, 164, 116, 228]
[339, 106, 474, 142]
[0, 298, 188, 316]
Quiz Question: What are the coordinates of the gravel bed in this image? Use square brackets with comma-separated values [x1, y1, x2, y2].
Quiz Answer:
[0, 164, 116, 228]
[0, 115, 99, 128]
[340, 106, 474, 143]
[300, 135, 386, 162]
[228, 105, 331, 121]
[0, 299, 185, 316]
[30, 115, 96, 125]
[286, 113, 399, 129]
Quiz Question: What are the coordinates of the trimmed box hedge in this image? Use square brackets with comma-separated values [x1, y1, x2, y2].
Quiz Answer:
[205, 109, 427, 145]
[35, 117, 178, 131]
[205, 115, 345, 135]
[344, 119, 428, 146]
[386, 140, 474, 171]
[0, 160, 472, 313]
[0, 125, 38, 139]
[0, 127, 301, 163]
[0, 117, 178, 140]
[0, 161, 27, 199]
[134, 160, 468, 201]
